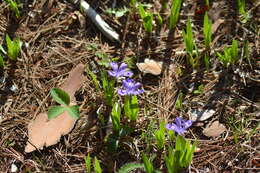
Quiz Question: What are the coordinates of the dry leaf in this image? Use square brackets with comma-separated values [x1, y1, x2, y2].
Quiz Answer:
[136, 59, 163, 75]
[212, 19, 225, 34]
[25, 64, 85, 153]
[203, 121, 227, 137]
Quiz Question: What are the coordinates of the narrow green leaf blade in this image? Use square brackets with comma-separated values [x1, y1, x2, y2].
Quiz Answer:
[50, 88, 70, 106]
[47, 106, 66, 119]
[84, 154, 91, 173]
[0, 54, 4, 68]
[94, 157, 102, 173]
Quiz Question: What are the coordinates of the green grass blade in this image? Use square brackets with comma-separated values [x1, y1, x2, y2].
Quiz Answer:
[0, 54, 4, 68]
[84, 154, 91, 173]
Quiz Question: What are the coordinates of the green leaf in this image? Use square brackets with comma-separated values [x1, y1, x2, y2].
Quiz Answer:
[94, 157, 102, 173]
[66, 105, 80, 119]
[168, 130, 175, 143]
[203, 12, 212, 49]
[142, 153, 154, 173]
[175, 135, 185, 151]
[169, 0, 182, 29]
[4, 0, 20, 18]
[111, 102, 121, 133]
[86, 67, 100, 91]
[50, 88, 70, 106]
[0, 54, 4, 68]
[47, 106, 66, 119]
[84, 154, 91, 173]
[117, 162, 145, 173]
[5, 34, 21, 61]
[101, 70, 115, 106]
[138, 4, 153, 33]
[157, 13, 163, 26]
[130, 95, 139, 121]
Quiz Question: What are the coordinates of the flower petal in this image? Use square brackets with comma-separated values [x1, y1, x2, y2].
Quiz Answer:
[133, 89, 144, 95]
[110, 62, 118, 71]
[175, 117, 183, 126]
[133, 82, 141, 90]
[123, 78, 134, 89]
[166, 123, 174, 130]
[108, 70, 116, 77]
[118, 63, 128, 71]
[123, 71, 133, 77]
[184, 120, 193, 129]
[117, 89, 127, 96]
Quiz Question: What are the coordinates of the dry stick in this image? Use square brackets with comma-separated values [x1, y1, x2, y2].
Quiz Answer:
[68, 0, 120, 42]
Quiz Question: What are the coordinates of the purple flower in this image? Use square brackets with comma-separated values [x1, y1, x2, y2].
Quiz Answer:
[166, 117, 192, 135]
[108, 62, 133, 79]
[118, 78, 144, 96]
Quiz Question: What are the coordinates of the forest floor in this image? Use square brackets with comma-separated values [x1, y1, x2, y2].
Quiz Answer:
[0, 0, 259, 172]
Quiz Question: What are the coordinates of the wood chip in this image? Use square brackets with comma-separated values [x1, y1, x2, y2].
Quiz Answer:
[25, 64, 85, 153]
[203, 121, 227, 137]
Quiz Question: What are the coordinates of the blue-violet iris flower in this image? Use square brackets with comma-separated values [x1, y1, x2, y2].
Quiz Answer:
[108, 62, 133, 79]
[166, 117, 192, 135]
[118, 78, 144, 96]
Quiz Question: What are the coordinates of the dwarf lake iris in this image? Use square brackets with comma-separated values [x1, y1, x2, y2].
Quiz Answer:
[166, 117, 192, 135]
[118, 78, 144, 96]
[108, 62, 133, 79]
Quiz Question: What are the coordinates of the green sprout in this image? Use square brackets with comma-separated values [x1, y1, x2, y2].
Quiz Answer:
[138, 3, 154, 33]
[47, 88, 80, 120]
[203, 12, 212, 50]
[193, 84, 205, 95]
[237, 0, 250, 23]
[106, 7, 129, 18]
[101, 70, 115, 107]
[175, 91, 183, 110]
[154, 121, 166, 150]
[4, 0, 20, 18]
[0, 54, 4, 68]
[84, 154, 91, 173]
[165, 135, 196, 173]
[142, 153, 154, 173]
[94, 157, 102, 173]
[169, 0, 182, 30]
[205, 0, 209, 6]
[182, 18, 199, 68]
[5, 34, 21, 61]
[124, 95, 139, 121]
[217, 40, 239, 68]
[111, 102, 122, 134]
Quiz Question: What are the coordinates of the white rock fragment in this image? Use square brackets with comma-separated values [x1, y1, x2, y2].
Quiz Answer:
[10, 84, 18, 92]
[11, 163, 18, 173]
[190, 109, 216, 121]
